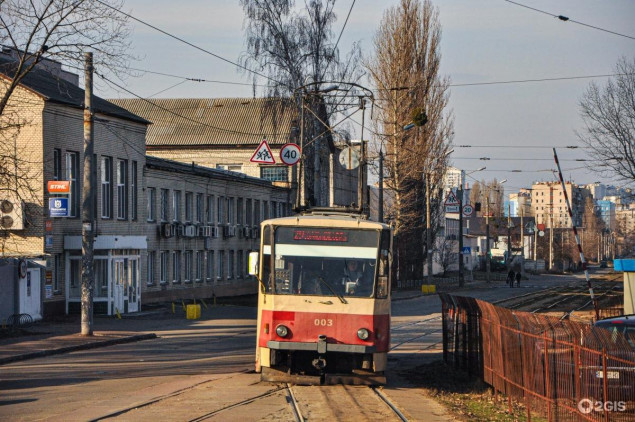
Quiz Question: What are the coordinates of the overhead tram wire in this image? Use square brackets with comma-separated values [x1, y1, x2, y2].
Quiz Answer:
[93, 0, 290, 88]
[503, 0, 635, 41]
[95, 71, 288, 138]
[320, 0, 356, 81]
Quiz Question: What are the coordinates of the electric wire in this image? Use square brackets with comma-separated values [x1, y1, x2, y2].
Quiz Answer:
[93, 0, 289, 88]
[503, 0, 635, 41]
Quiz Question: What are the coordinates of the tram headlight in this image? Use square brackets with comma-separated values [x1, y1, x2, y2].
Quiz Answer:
[357, 328, 370, 341]
[276, 324, 289, 338]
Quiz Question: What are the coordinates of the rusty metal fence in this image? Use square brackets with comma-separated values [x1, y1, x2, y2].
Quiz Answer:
[440, 294, 635, 421]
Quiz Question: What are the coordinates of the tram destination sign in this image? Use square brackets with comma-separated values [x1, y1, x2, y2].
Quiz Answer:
[276, 227, 378, 247]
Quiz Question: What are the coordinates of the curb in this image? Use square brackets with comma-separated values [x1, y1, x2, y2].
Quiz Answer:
[0, 333, 157, 366]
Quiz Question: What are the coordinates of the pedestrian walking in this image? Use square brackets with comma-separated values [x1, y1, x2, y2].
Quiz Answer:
[515, 271, 521, 287]
[507, 270, 515, 287]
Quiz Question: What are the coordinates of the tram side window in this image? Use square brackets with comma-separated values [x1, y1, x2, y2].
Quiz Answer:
[376, 229, 390, 299]
[261, 225, 272, 293]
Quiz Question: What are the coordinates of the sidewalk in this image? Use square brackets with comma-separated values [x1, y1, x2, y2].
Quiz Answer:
[1, 279, 507, 366]
[0, 313, 160, 365]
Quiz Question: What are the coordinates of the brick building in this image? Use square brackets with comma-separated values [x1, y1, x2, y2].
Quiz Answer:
[1, 51, 292, 317]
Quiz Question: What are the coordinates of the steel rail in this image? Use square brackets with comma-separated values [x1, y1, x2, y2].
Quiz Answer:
[285, 384, 305, 422]
[371, 387, 409, 421]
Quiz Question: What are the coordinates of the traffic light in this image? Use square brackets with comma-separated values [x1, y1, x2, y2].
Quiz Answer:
[475, 202, 481, 212]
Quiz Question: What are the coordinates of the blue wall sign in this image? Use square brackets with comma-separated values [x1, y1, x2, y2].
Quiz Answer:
[461, 246, 471, 255]
[49, 198, 69, 217]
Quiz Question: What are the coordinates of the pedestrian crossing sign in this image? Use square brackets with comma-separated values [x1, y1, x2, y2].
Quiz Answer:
[250, 139, 276, 164]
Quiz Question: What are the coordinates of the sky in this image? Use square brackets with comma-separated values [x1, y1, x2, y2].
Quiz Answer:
[98, 0, 635, 195]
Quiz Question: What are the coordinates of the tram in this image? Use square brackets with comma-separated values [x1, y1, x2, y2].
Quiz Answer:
[249, 209, 392, 385]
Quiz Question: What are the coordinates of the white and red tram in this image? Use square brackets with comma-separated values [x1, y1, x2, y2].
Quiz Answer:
[250, 211, 392, 385]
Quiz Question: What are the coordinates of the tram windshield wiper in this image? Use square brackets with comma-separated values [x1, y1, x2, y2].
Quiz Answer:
[317, 277, 347, 304]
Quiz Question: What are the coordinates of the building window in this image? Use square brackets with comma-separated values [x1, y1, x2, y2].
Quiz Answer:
[147, 252, 155, 285]
[185, 192, 193, 222]
[131, 161, 138, 220]
[54, 254, 62, 292]
[263, 201, 269, 220]
[228, 250, 234, 279]
[207, 195, 214, 224]
[160, 189, 169, 222]
[206, 251, 214, 282]
[227, 197, 234, 224]
[217, 163, 243, 172]
[246, 198, 252, 226]
[217, 250, 224, 280]
[184, 251, 193, 283]
[147, 188, 156, 222]
[117, 159, 128, 220]
[66, 151, 80, 217]
[254, 200, 261, 224]
[53, 149, 61, 180]
[160, 251, 169, 284]
[237, 250, 243, 279]
[271, 201, 277, 218]
[196, 193, 204, 223]
[260, 166, 288, 182]
[237, 198, 243, 225]
[195, 251, 203, 282]
[172, 251, 181, 283]
[217, 196, 224, 224]
[173, 190, 181, 222]
[69, 258, 81, 298]
[101, 156, 113, 219]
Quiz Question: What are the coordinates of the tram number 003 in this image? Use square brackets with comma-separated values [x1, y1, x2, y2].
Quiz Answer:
[314, 318, 333, 327]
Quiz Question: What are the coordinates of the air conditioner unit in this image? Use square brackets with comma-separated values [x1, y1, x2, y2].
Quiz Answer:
[223, 225, 236, 238]
[0, 197, 24, 230]
[161, 223, 174, 238]
[253, 225, 260, 238]
[242, 226, 251, 238]
[210, 226, 219, 238]
[184, 225, 196, 237]
[175, 224, 185, 237]
[199, 225, 212, 237]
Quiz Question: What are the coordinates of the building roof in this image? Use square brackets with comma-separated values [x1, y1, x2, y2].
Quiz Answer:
[109, 97, 297, 147]
[145, 155, 287, 190]
[0, 56, 149, 125]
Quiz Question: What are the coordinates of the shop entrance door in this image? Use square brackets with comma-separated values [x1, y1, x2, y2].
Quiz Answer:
[128, 259, 140, 312]
[112, 259, 127, 314]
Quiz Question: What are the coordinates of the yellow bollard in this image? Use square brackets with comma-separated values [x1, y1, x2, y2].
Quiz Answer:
[1, 318, 5, 329]
[213, 295, 217, 307]
[200, 299, 208, 309]
[186, 304, 201, 320]
[181, 300, 186, 311]
[115, 308, 122, 319]
[421, 285, 429, 294]
[429, 285, 436, 294]
[172, 302, 175, 314]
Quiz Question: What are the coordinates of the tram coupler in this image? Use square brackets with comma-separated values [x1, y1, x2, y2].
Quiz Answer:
[312, 356, 327, 371]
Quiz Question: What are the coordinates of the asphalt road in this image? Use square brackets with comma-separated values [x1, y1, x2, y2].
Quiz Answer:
[0, 270, 606, 421]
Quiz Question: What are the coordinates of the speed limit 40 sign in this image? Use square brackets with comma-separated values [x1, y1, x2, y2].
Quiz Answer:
[280, 143, 301, 166]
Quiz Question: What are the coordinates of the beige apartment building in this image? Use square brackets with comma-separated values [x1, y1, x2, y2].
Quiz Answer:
[530, 181, 591, 228]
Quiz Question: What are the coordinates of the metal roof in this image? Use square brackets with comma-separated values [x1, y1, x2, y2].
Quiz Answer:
[109, 97, 297, 147]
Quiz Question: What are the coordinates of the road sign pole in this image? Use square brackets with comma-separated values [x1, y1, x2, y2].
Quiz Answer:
[458, 183, 464, 287]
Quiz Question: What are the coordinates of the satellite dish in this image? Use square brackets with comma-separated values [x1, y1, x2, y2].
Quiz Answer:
[339, 147, 360, 170]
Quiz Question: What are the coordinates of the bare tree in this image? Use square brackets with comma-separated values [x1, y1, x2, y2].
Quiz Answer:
[239, 0, 363, 206]
[578, 57, 635, 186]
[435, 233, 456, 276]
[0, 0, 132, 114]
[366, 0, 453, 280]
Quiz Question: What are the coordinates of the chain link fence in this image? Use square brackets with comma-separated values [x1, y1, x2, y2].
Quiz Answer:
[440, 294, 635, 421]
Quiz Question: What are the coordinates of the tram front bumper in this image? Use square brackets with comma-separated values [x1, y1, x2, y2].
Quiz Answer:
[267, 340, 376, 354]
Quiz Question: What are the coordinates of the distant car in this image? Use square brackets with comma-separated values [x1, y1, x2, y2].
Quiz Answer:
[599, 260, 608, 268]
[594, 314, 635, 348]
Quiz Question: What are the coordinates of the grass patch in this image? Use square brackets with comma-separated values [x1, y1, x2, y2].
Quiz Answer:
[398, 361, 547, 422]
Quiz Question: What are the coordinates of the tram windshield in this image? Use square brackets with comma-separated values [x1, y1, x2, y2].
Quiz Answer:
[265, 227, 381, 298]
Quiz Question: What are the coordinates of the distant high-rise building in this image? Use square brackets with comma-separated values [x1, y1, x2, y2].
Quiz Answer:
[530, 181, 591, 228]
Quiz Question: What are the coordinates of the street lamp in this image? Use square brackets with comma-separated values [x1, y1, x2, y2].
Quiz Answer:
[485, 179, 506, 283]
[457, 167, 486, 286]
[424, 149, 455, 287]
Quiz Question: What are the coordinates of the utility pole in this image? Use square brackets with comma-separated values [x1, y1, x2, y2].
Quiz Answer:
[81, 52, 95, 336]
[486, 196, 491, 283]
[507, 202, 512, 271]
[458, 177, 464, 287]
[378, 150, 383, 223]
[426, 172, 432, 286]
[357, 98, 366, 212]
